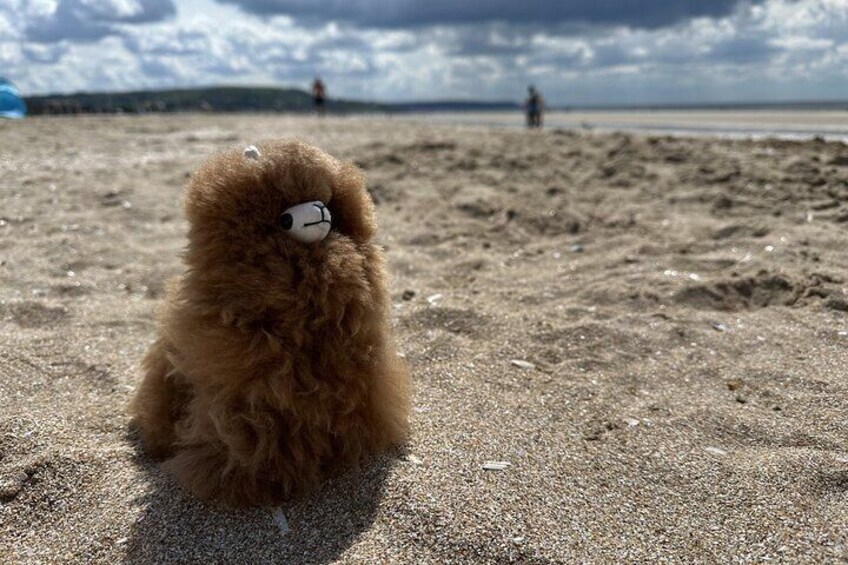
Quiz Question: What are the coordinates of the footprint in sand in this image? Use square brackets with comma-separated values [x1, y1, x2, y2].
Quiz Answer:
[674, 272, 797, 311]
[0, 301, 68, 328]
[402, 307, 489, 339]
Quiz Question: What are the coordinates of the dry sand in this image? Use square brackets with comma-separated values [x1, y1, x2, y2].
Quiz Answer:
[1, 113, 847, 563]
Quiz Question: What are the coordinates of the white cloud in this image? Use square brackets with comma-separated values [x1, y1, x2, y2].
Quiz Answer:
[1, 0, 846, 104]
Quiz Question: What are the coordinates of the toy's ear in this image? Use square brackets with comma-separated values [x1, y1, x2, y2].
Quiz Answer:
[329, 161, 376, 243]
[243, 145, 261, 160]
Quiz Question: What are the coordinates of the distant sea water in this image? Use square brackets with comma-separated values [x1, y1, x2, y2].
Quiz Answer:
[392, 109, 848, 143]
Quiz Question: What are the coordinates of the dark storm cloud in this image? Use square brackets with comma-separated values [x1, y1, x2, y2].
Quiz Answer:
[26, 0, 176, 43]
[705, 35, 780, 64]
[21, 43, 68, 64]
[308, 34, 374, 57]
[138, 56, 180, 79]
[216, 0, 763, 29]
[594, 33, 778, 68]
[444, 26, 534, 57]
[123, 29, 211, 56]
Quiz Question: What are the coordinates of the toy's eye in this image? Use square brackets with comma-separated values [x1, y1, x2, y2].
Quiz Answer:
[280, 201, 332, 244]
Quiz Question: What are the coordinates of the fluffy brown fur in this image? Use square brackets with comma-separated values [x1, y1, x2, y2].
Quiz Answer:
[129, 140, 411, 507]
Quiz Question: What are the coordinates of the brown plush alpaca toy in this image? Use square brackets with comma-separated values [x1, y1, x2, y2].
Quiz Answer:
[130, 140, 411, 507]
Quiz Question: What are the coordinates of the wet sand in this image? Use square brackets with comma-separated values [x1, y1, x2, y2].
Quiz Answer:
[401, 109, 848, 140]
[1, 113, 848, 563]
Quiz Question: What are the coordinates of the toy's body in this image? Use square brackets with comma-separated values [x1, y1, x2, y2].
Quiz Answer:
[130, 140, 410, 507]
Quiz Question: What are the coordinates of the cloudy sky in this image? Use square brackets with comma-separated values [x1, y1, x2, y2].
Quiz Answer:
[1, 0, 846, 105]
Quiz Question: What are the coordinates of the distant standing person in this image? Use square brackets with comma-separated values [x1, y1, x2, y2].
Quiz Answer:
[525, 85, 543, 128]
[312, 78, 326, 116]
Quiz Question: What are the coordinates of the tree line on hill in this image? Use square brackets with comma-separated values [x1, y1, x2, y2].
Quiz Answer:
[24, 86, 520, 115]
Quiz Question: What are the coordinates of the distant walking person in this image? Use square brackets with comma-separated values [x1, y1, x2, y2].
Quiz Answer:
[312, 77, 326, 116]
[525, 85, 543, 129]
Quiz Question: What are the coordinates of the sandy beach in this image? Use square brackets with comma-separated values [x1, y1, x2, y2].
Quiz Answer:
[1, 113, 848, 563]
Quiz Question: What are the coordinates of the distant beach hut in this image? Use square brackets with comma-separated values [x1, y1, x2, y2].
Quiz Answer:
[0, 78, 27, 119]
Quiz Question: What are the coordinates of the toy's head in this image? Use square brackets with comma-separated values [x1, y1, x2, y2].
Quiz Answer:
[181, 140, 380, 313]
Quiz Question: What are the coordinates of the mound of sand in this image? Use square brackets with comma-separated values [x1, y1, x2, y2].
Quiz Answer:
[1, 114, 847, 563]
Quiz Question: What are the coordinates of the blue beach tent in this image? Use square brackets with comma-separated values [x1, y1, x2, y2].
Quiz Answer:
[0, 78, 26, 118]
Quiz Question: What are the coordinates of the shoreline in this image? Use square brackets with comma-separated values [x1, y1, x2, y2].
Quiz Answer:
[389, 109, 848, 142]
[12, 109, 848, 143]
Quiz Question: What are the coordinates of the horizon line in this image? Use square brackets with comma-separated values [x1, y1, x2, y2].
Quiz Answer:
[19, 84, 848, 112]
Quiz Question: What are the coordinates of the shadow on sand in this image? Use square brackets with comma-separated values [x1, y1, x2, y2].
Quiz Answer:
[124, 448, 397, 564]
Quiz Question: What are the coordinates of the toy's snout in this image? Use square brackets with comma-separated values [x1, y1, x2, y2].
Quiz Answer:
[280, 201, 332, 244]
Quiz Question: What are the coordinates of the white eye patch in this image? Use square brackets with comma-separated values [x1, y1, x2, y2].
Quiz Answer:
[280, 201, 332, 244]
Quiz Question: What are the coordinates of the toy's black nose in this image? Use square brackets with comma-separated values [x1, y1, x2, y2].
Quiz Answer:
[280, 213, 293, 230]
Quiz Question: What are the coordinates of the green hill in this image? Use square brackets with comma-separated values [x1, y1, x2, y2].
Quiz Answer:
[24, 86, 388, 115]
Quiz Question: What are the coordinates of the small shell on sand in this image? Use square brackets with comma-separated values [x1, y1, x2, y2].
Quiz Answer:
[272, 508, 290, 536]
[482, 461, 512, 471]
[426, 293, 443, 305]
